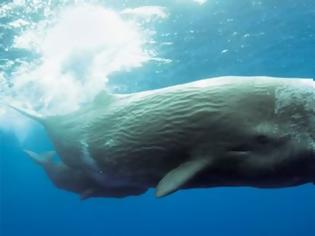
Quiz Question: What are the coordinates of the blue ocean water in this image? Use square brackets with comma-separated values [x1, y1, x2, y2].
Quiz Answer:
[1, 1, 315, 236]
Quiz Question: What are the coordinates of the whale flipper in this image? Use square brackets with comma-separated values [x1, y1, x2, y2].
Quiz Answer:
[24, 149, 55, 166]
[156, 159, 210, 198]
[9, 105, 44, 123]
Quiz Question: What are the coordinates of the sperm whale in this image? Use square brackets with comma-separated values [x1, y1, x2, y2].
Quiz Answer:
[12, 76, 315, 199]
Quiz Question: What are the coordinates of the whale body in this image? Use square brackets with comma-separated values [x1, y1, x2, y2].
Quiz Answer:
[14, 76, 315, 199]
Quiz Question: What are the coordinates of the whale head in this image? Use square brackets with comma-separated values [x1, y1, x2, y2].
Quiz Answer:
[223, 78, 315, 186]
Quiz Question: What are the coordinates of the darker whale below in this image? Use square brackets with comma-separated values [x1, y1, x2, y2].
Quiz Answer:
[13, 76, 315, 199]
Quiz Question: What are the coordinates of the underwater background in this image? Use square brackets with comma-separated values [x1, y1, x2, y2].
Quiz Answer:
[1, 0, 315, 235]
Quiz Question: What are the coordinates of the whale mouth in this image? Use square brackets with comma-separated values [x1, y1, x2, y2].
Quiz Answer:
[227, 144, 251, 157]
[228, 144, 251, 153]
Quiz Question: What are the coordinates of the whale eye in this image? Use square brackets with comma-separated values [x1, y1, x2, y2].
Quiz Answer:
[255, 134, 271, 145]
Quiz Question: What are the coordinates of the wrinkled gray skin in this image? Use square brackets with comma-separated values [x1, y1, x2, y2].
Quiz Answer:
[16, 76, 315, 199]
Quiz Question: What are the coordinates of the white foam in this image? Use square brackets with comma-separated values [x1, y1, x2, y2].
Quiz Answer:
[193, 0, 208, 5]
[9, 5, 153, 115]
[121, 6, 168, 20]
